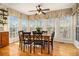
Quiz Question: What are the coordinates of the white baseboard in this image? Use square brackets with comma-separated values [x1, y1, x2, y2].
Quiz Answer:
[9, 37, 19, 43]
[54, 39, 73, 44]
[74, 40, 79, 49]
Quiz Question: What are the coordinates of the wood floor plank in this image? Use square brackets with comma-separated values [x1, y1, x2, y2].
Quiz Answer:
[0, 41, 79, 56]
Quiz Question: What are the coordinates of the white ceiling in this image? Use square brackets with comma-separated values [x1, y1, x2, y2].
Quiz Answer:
[2, 3, 74, 15]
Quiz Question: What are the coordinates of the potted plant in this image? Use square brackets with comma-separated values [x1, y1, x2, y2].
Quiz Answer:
[36, 27, 41, 32]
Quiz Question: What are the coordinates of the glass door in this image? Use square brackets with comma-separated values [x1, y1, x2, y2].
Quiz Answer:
[8, 16, 18, 43]
[59, 16, 72, 42]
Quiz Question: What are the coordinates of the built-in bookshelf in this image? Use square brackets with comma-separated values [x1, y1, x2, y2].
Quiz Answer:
[0, 8, 8, 32]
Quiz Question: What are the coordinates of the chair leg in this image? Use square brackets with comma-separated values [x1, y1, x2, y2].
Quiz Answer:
[26, 45, 27, 49]
[33, 44, 35, 53]
[43, 45, 45, 53]
[48, 42, 50, 54]
[51, 42, 53, 50]
[23, 44, 25, 52]
[30, 44, 32, 53]
[41, 45, 43, 53]
[28, 45, 29, 51]
[19, 43, 20, 48]
[19, 42, 22, 50]
[21, 43, 23, 51]
[19, 43, 22, 50]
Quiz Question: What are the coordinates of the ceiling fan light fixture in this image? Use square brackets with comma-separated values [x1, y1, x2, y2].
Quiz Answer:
[29, 4, 49, 15]
[36, 11, 42, 15]
[38, 12, 42, 15]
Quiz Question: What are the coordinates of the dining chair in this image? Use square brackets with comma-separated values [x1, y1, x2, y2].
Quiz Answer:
[18, 31, 24, 50]
[44, 31, 55, 50]
[32, 31, 44, 53]
[23, 32, 33, 53]
[50, 31, 55, 50]
[42, 31, 48, 34]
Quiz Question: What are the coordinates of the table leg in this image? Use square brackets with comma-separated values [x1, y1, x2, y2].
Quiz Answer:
[48, 39, 50, 54]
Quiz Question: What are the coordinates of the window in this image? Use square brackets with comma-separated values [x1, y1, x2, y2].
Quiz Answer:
[29, 18, 55, 33]
[59, 16, 72, 39]
[21, 17, 27, 32]
[40, 19, 48, 31]
[29, 19, 35, 32]
[47, 18, 55, 33]
[9, 16, 18, 38]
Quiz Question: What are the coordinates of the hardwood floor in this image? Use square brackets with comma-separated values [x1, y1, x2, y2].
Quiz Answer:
[0, 41, 79, 56]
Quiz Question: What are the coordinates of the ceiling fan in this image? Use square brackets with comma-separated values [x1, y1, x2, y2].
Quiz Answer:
[29, 5, 50, 15]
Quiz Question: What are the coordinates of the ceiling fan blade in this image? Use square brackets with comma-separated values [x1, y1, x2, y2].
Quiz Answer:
[41, 9, 50, 11]
[29, 10, 37, 12]
[42, 11, 46, 15]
